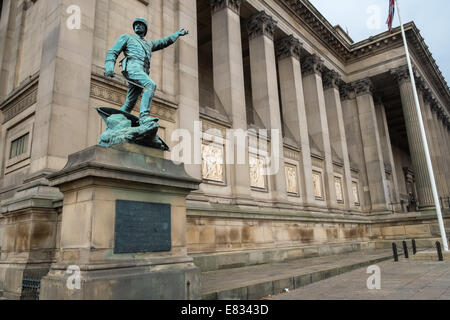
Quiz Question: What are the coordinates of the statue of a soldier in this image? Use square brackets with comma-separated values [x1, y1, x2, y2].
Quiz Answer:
[104, 17, 188, 124]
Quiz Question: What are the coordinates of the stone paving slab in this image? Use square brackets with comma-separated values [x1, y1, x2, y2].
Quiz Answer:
[201, 249, 393, 300]
[267, 259, 450, 300]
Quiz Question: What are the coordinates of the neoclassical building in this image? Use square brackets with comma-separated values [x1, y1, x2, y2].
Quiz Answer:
[0, 0, 449, 299]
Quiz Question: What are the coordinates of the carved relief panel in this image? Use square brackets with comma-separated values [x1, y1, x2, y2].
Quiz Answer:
[201, 142, 224, 183]
[285, 164, 299, 195]
[249, 154, 267, 190]
[312, 171, 324, 200]
[334, 176, 344, 204]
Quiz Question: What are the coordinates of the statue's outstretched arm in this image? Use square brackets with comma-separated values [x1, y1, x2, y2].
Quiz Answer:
[151, 28, 189, 52]
[105, 34, 128, 77]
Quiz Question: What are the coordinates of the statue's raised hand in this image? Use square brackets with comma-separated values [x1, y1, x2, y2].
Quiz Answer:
[178, 28, 189, 37]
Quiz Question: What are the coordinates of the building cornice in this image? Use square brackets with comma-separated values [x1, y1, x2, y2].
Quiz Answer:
[275, 0, 450, 111]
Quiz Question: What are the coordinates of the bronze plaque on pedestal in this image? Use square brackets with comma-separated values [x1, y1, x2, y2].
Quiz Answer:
[114, 200, 171, 254]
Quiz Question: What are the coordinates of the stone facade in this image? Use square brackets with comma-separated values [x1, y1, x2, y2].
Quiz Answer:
[0, 0, 449, 299]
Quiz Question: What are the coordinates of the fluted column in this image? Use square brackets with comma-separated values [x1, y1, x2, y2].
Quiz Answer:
[391, 66, 434, 208]
[301, 55, 337, 207]
[353, 78, 390, 212]
[373, 96, 401, 208]
[423, 92, 448, 199]
[209, 0, 251, 199]
[441, 114, 450, 170]
[276, 35, 315, 204]
[247, 11, 287, 202]
[340, 83, 371, 211]
[322, 70, 354, 210]
[443, 118, 450, 179]
[435, 106, 450, 196]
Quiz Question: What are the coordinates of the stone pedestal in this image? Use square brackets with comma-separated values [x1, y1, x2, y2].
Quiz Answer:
[39, 143, 201, 300]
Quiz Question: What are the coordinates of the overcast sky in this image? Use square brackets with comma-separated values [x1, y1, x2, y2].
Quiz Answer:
[310, 0, 450, 84]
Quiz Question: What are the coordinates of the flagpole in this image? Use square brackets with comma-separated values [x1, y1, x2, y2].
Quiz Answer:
[395, 0, 449, 251]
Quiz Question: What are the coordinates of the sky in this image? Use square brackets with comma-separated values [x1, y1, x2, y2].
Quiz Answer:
[310, 0, 450, 84]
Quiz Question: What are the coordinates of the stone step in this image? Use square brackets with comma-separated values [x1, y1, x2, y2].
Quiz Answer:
[412, 249, 450, 261]
[201, 249, 393, 300]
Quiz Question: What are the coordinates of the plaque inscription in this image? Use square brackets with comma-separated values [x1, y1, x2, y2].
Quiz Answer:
[114, 200, 171, 254]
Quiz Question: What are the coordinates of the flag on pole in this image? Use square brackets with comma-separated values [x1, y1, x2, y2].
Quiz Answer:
[386, 0, 396, 31]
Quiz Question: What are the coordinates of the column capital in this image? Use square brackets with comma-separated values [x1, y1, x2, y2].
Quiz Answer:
[209, 0, 242, 14]
[437, 107, 445, 120]
[430, 98, 439, 113]
[423, 89, 433, 104]
[322, 69, 341, 90]
[247, 11, 277, 40]
[275, 35, 302, 61]
[301, 54, 324, 76]
[372, 94, 384, 106]
[339, 82, 355, 101]
[414, 73, 428, 94]
[391, 65, 410, 84]
[352, 78, 374, 97]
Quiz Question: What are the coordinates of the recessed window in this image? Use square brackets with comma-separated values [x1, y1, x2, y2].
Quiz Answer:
[9, 133, 29, 159]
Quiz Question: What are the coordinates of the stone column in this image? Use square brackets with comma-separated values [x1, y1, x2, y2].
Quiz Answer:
[373, 97, 401, 208]
[162, 0, 177, 97]
[391, 66, 434, 209]
[441, 113, 450, 169]
[414, 78, 445, 199]
[322, 70, 354, 210]
[301, 54, 337, 207]
[423, 93, 448, 199]
[209, 0, 251, 200]
[31, 0, 97, 176]
[340, 83, 371, 211]
[247, 11, 287, 202]
[435, 106, 450, 195]
[353, 78, 390, 212]
[0, 0, 24, 100]
[276, 35, 315, 205]
[176, 0, 201, 180]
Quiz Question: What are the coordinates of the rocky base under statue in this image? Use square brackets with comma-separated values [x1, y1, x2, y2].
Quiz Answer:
[95, 107, 169, 151]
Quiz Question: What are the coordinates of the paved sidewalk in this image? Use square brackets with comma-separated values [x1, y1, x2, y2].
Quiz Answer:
[201, 249, 393, 300]
[267, 259, 450, 300]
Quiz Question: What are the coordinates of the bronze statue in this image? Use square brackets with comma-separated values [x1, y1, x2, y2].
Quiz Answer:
[96, 18, 188, 149]
[105, 17, 188, 123]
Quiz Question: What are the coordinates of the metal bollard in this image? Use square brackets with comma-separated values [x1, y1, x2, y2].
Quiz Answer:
[402, 240, 409, 259]
[436, 241, 444, 261]
[412, 239, 417, 255]
[392, 243, 398, 262]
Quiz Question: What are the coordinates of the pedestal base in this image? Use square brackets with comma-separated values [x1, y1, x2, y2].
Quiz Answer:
[40, 261, 200, 300]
